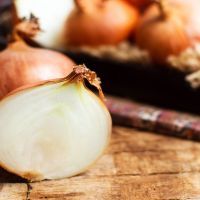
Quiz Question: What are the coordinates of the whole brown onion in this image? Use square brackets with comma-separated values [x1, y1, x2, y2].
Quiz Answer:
[0, 16, 75, 98]
[136, 0, 200, 64]
[65, 0, 139, 46]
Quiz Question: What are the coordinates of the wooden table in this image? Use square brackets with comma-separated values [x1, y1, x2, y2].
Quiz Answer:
[1, 126, 200, 200]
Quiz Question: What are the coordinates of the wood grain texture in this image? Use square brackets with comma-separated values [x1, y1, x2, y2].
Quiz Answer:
[0, 183, 27, 200]
[2, 126, 200, 199]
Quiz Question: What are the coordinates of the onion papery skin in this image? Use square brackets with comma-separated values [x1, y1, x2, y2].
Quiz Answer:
[0, 41, 75, 99]
[0, 69, 111, 181]
[65, 0, 139, 46]
[168, 0, 200, 43]
[135, 0, 200, 64]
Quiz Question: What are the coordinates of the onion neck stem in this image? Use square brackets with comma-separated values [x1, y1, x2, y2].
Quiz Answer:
[65, 65, 105, 101]
[75, 0, 103, 13]
[9, 14, 40, 44]
[10, 29, 24, 44]
[155, 0, 167, 19]
[74, 0, 88, 12]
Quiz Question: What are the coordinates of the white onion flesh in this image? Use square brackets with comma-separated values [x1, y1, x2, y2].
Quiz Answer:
[0, 79, 111, 181]
[14, 0, 75, 49]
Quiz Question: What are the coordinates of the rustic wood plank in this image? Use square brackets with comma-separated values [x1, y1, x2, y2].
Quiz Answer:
[29, 174, 200, 200]
[0, 183, 27, 200]
[111, 127, 200, 176]
[27, 126, 200, 200]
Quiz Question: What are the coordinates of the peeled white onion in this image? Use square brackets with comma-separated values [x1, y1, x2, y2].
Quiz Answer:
[0, 65, 111, 181]
[14, 0, 75, 49]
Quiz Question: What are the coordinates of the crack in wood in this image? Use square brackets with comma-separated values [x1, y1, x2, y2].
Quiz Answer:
[82, 170, 200, 178]
[26, 182, 32, 200]
[146, 171, 200, 176]
[36, 192, 85, 199]
[153, 199, 200, 200]
[119, 170, 200, 176]
[111, 149, 191, 154]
